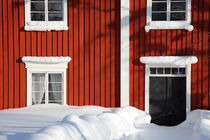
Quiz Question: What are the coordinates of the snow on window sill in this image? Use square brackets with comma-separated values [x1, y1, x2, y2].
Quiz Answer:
[24, 25, 68, 31]
[22, 56, 71, 64]
[145, 21, 194, 32]
[140, 56, 198, 66]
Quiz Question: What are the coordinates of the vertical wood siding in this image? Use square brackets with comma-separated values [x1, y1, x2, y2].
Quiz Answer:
[130, 0, 210, 110]
[0, 0, 121, 109]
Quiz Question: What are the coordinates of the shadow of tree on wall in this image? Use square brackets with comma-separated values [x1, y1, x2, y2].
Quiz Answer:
[129, 0, 210, 110]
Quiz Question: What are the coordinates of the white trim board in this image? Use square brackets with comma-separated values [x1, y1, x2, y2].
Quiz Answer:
[120, 0, 130, 107]
[140, 56, 198, 113]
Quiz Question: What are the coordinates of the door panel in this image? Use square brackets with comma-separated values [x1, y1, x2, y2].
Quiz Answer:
[150, 77, 186, 126]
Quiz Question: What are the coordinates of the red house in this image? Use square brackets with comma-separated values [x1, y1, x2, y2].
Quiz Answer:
[0, 0, 209, 126]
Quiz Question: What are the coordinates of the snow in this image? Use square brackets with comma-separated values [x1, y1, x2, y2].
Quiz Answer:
[140, 56, 198, 66]
[0, 104, 210, 140]
[22, 57, 71, 64]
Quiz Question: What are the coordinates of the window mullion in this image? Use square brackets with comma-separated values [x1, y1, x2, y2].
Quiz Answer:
[45, 72, 49, 104]
[45, 0, 48, 23]
[167, 0, 171, 21]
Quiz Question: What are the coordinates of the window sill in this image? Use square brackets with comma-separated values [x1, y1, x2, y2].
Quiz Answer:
[145, 21, 193, 32]
[24, 25, 68, 31]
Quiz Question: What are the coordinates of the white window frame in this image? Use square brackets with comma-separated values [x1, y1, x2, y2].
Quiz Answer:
[22, 57, 71, 106]
[24, 0, 68, 31]
[31, 72, 64, 105]
[145, 0, 193, 32]
[140, 56, 198, 114]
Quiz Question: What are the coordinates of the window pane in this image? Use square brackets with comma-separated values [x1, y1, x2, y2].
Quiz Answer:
[32, 73, 45, 82]
[165, 68, 171, 74]
[32, 83, 45, 91]
[31, 3, 45, 11]
[171, 0, 185, 1]
[171, 2, 186, 11]
[49, 74, 62, 82]
[48, 0, 62, 1]
[172, 68, 179, 74]
[32, 92, 45, 104]
[49, 83, 62, 91]
[48, 13, 63, 21]
[48, 3, 62, 11]
[150, 68, 156, 74]
[152, 13, 167, 21]
[152, 3, 167, 11]
[179, 68, 186, 74]
[31, 13, 45, 21]
[157, 68, 164, 74]
[49, 92, 61, 104]
[170, 12, 185, 21]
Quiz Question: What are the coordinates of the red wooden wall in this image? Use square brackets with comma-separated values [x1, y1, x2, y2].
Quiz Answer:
[0, 0, 121, 110]
[129, 0, 210, 110]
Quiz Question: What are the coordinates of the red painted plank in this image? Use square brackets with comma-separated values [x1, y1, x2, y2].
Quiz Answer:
[13, 0, 20, 108]
[84, 0, 90, 105]
[115, 0, 120, 107]
[156, 31, 161, 56]
[31, 32, 37, 56]
[8, 0, 14, 108]
[68, 0, 74, 105]
[47, 32, 52, 56]
[52, 31, 58, 56]
[73, 0, 79, 105]
[161, 30, 167, 56]
[0, 0, 3, 109]
[89, 0, 95, 105]
[19, 0, 26, 108]
[58, 31, 62, 56]
[171, 30, 177, 56]
[133, 0, 140, 108]
[41, 32, 47, 56]
[100, 0, 106, 107]
[79, 0, 85, 106]
[3, 0, 8, 109]
[129, 0, 134, 106]
[95, 0, 101, 106]
[150, 31, 156, 56]
[37, 32, 42, 56]
[110, 0, 115, 107]
[177, 30, 182, 56]
[166, 31, 172, 56]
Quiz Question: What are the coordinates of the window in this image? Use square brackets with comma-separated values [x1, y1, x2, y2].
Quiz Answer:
[22, 56, 71, 106]
[32, 73, 63, 104]
[25, 0, 68, 31]
[145, 0, 193, 32]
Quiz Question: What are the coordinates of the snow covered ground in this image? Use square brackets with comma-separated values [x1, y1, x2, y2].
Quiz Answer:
[0, 104, 210, 140]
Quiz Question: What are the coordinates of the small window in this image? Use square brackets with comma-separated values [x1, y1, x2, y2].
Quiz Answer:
[32, 73, 63, 105]
[25, 0, 68, 31]
[145, 0, 193, 32]
[150, 67, 186, 76]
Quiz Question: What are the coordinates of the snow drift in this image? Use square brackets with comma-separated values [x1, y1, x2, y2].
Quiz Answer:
[29, 106, 151, 140]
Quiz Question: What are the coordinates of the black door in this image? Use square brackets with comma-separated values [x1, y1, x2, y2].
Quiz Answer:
[149, 77, 186, 126]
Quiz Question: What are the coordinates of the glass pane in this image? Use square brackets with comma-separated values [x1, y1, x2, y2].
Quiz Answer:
[32, 83, 45, 91]
[150, 68, 156, 74]
[32, 92, 45, 104]
[48, 0, 62, 1]
[165, 68, 171, 74]
[152, 0, 167, 1]
[31, 3, 45, 11]
[152, 3, 167, 11]
[49, 83, 62, 91]
[171, 2, 186, 11]
[170, 12, 185, 21]
[32, 73, 45, 82]
[179, 68, 186, 74]
[157, 68, 164, 74]
[171, 0, 185, 1]
[49, 92, 61, 104]
[172, 68, 179, 74]
[49, 74, 62, 82]
[48, 13, 63, 21]
[48, 3, 62, 11]
[31, 13, 45, 21]
[152, 13, 167, 21]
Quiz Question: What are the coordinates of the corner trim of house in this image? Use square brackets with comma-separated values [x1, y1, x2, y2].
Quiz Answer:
[120, 0, 130, 107]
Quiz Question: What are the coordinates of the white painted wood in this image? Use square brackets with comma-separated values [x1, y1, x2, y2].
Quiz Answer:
[145, 0, 193, 32]
[121, 0, 130, 107]
[24, 0, 68, 31]
[23, 57, 71, 106]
